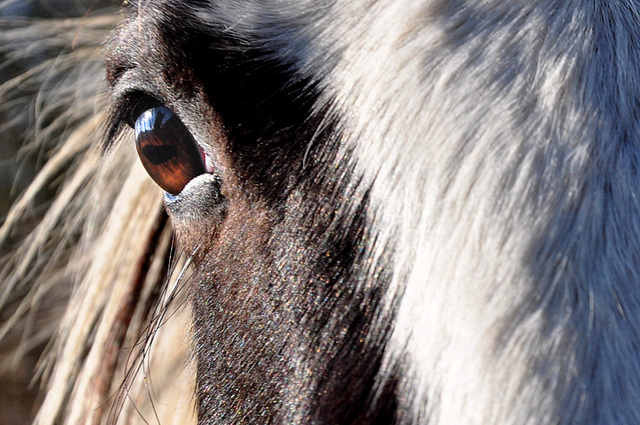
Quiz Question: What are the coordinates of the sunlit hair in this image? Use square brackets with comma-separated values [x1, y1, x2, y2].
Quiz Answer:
[0, 7, 195, 424]
[5, 1, 640, 424]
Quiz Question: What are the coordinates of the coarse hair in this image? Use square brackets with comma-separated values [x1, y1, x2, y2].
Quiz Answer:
[0, 4, 194, 424]
[4, 1, 640, 425]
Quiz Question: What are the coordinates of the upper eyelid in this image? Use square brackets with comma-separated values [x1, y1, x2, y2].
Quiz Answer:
[105, 91, 162, 151]
[105, 61, 141, 149]
[122, 93, 163, 127]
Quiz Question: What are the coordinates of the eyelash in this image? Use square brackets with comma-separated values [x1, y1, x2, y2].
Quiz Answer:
[125, 94, 163, 128]
[105, 92, 158, 146]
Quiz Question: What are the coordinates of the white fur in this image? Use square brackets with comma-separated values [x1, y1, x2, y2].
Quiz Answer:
[334, 2, 640, 424]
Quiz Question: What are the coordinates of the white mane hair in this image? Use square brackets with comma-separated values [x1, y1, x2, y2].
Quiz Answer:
[3, 1, 640, 424]
[339, 2, 640, 424]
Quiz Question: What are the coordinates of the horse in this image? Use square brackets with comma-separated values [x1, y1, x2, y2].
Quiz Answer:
[3, 1, 640, 424]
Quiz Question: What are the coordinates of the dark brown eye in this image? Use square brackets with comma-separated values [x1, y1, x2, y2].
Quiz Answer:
[134, 106, 208, 195]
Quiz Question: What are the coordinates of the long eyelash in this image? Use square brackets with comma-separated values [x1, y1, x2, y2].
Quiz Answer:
[104, 92, 162, 152]
[107, 240, 197, 425]
[104, 106, 129, 153]
[99, 209, 171, 423]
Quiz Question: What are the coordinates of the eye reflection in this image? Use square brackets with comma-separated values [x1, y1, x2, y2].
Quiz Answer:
[134, 106, 208, 195]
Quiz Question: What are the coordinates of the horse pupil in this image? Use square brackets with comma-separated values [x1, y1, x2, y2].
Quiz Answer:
[141, 144, 177, 165]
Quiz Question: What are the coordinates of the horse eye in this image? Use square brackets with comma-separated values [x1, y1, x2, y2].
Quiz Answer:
[134, 106, 208, 195]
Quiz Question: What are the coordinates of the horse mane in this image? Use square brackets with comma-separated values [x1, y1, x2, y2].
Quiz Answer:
[0, 7, 194, 424]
